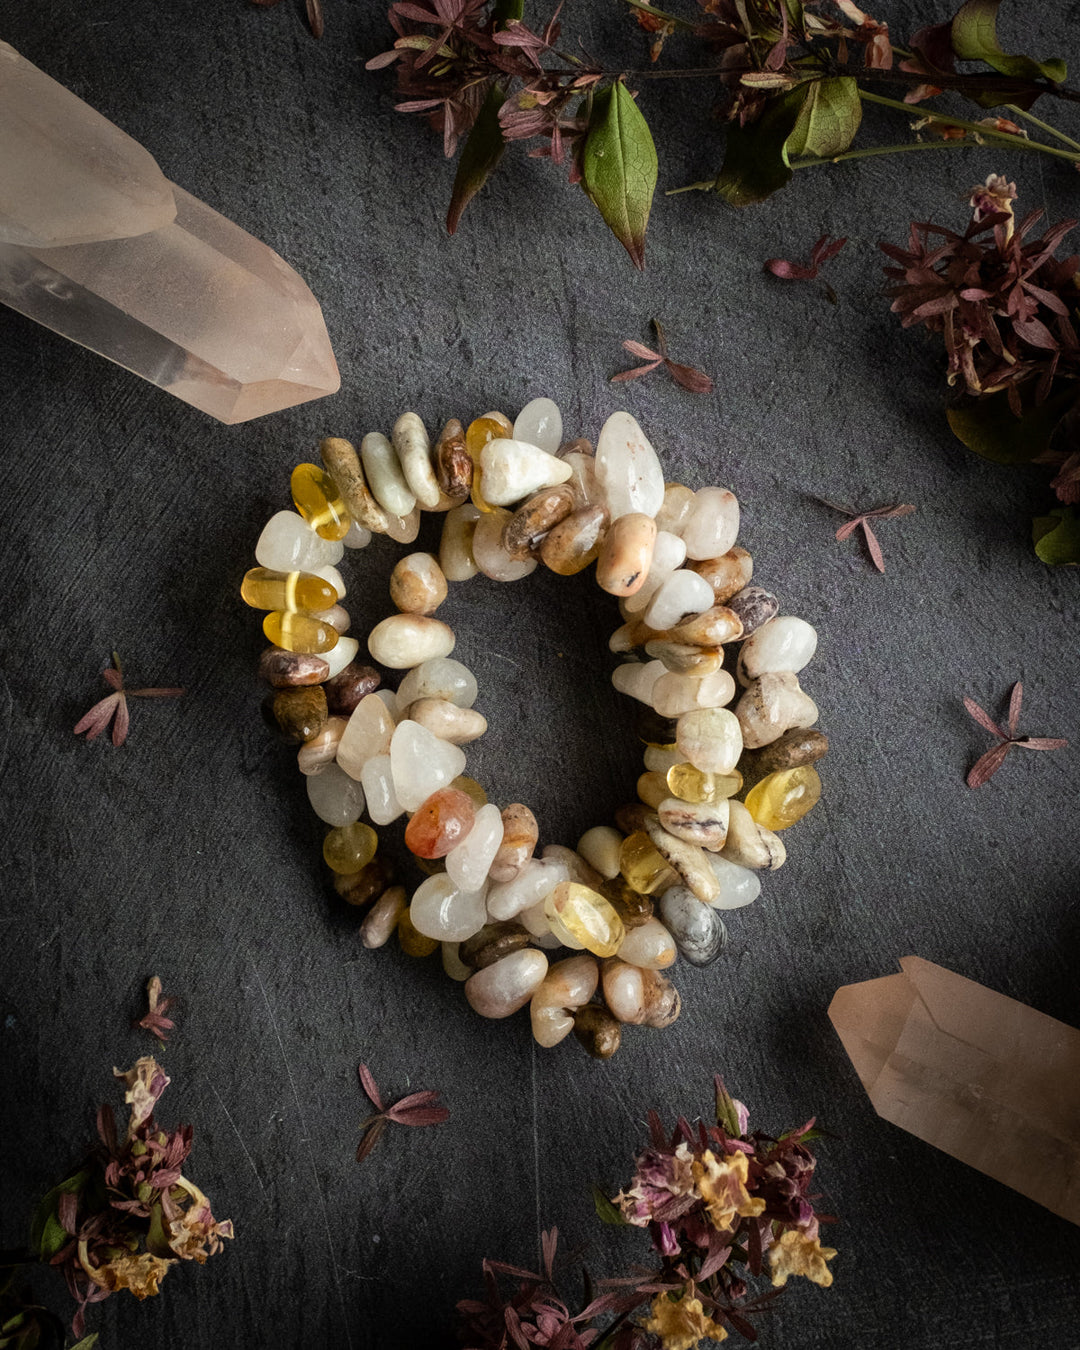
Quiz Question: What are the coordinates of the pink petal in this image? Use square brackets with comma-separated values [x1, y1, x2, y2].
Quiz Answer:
[963, 696, 1006, 739]
[861, 520, 886, 572]
[812, 235, 848, 265]
[1008, 681, 1023, 738]
[127, 686, 186, 698]
[835, 518, 862, 542]
[101, 667, 123, 690]
[1016, 737, 1068, 751]
[357, 1063, 385, 1112]
[610, 361, 662, 383]
[622, 340, 661, 360]
[111, 694, 130, 747]
[764, 258, 818, 281]
[74, 694, 120, 740]
[389, 1105, 450, 1126]
[967, 741, 1011, 788]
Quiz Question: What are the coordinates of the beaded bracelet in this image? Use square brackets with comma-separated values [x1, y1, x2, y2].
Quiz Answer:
[244, 403, 826, 1059]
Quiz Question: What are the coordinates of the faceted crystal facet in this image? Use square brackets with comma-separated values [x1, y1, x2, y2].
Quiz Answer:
[829, 957, 1080, 1227]
[0, 44, 339, 423]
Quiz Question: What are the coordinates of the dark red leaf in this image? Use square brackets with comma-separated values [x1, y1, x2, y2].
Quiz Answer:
[1008, 681, 1023, 737]
[111, 694, 130, 747]
[355, 1116, 389, 1164]
[1016, 736, 1069, 751]
[963, 696, 1006, 740]
[357, 1063, 385, 1112]
[666, 361, 714, 394]
[74, 693, 121, 741]
[306, 0, 324, 37]
[860, 520, 886, 572]
[967, 741, 1011, 788]
[610, 360, 663, 383]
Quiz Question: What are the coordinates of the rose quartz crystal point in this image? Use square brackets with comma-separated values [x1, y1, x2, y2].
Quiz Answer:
[829, 956, 1080, 1226]
[0, 42, 339, 423]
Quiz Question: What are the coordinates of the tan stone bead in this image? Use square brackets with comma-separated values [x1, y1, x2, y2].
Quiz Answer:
[721, 800, 787, 870]
[368, 614, 455, 668]
[297, 715, 348, 775]
[360, 886, 407, 948]
[602, 959, 681, 1027]
[435, 418, 473, 505]
[333, 856, 394, 907]
[460, 922, 532, 970]
[319, 435, 391, 534]
[406, 697, 488, 745]
[687, 547, 754, 604]
[657, 796, 729, 852]
[636, 771, 670, 809]
[644, 640, 722, 675]
[502, 485, 576, 560]
[440, 503, 482, 582]
[734, 671, 819, 750]
[488, 803, 539, 883]
[577, 825, 624, 880]
[539, 504, 609, 575]
[596, 512, 657, 597]
[666, 605, 744, 646]
[642, 817, 721, 902]
[530, 954, 601, 1048]
[541, 844, 605, 891]
[465, 948, 549, 1018]
[389, 552, 449, 615]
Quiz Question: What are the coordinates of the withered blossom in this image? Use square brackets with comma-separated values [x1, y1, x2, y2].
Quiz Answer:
[134, 975, 176, 1044]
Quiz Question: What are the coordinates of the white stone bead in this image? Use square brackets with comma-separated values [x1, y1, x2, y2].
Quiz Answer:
[410, 874, 488, 942]
[644, 568, 715, 631]
[441, 941, 473, 981]
[519, 898, 553, 938]
[386, 505, 421, 545]
[530, 954, 599, 1047]
[255, 510, 343, 570]
[513, 397, 563, 453]
[623, 530, 687, 613]
[617, 917, 677, 970]
[465, 949, 549, 1018]
[595, 411, 665, 519]
[445, 803, 504, 892]
[562, 452, 600, 507]
[389, 720, 466, 811]
[643, 744, 683, 774]
[342, 520, 372, 549]
[440, 503, 482, 582]
[406, 699, 487, 745]
[368, 614, 455, 668]
[576, 825, 624, 879]
[611, 659, 666, 705]
[313, 564, 346, 600]
[471, 510, 538, 581]
[360, 431, 416, 517]
[680, 487, 740, 561]
[737, 616, 818, 685]
[479, 438, 572, 506]
[392, 411, 441, 510]
[374, 688, 400, 719]
[307, 604, 350, 634]
[651, 670, 736, 719]
[336, 693, 395, 779]
[486, 857, 569, 921]
[396, 657, 478, 709]
[359, 754, 404, 825]
[704, 854, 762, 909]
[675, 707, 743, 775]
[655, 483, 696, 535]
[322, 636, 359, 680]
[734, 672, 818, 749]
[306, 762, 366, 827]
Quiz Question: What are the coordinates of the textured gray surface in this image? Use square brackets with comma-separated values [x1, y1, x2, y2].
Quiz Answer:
[1, 2, 1079, 1347]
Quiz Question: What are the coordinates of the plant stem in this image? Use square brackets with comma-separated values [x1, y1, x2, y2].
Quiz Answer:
[1003, 102, 1080, 152]
[858, 89, 1080, 164]
[789, 138, 978, 169]
[622, 0, 696, 30]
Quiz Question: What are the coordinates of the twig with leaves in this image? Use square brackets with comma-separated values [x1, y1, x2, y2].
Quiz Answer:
[73, 654, 184, 748]
[356, 1063, 450, 1163]
[964, 681, 1068, 787]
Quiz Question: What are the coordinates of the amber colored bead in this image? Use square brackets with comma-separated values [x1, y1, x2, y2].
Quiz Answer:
[241, 567, 337, 612]
[744, 766, 822, 831]
[290, 463, 351, 540]
[539, 504, 608, 576]
[452, 776, 488, 808]
[323, 821, 378, 874]
[637, 772, 669, 809]
[619, 831, 676, 895]
[397, 907, 440, 957]
[466, 413, 512, 514]
[333, 856, 393, 907]
[544, 882, 625, 958]
[263, 610, 339, 654]
[262, 686, 328, 745]
[404, 788, 476, 859]
[666, 761, 742, 804]
[600, 877, 654, 930]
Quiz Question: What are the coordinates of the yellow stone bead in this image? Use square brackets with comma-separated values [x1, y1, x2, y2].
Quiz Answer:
[452, 775, 488, 808]
[263, 610, 339, 654]
[398, 907, 440, 957]
[466, 414, 512, 514]
[544, 882, 625, 958]
[241, 567, 336, 612]
[744, 766, 822, 831]
[619, 831, 676, 895]
[290, 463, 352, 541]
[323, 822, 378, 874]
[666, 761, 742, 805]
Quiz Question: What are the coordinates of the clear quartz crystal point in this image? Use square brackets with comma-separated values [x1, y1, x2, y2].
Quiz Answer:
[0, 42, 339, 424]
[829, 956, 1080, 1226]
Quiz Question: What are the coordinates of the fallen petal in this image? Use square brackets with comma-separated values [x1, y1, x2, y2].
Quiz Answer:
[1008, 681, 1023, 738]
[357, 1063, 385, 1112]
[861, 520, 886, 572]
[1016, 737, 1069, 751]
[966, 741, 1011, 788]
[963, 697, 1007, 740]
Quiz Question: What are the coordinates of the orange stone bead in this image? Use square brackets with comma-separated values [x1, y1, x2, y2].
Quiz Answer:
[404, 788, 476, 859]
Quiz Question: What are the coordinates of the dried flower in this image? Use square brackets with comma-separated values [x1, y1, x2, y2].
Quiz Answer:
[134, 975, 176, 1044]
[814, 498, 916, 573]
[764, 235, 848, 301]
[691, 1148, 766, 1233]
[964, 681, 1068, 788]
[642, 1286, 729, 1349]
[768, 1229, 837, 1289]
[73, 653, 184, 748]
[611, 320, 713, 393]
[356, 1062, 449, 1163]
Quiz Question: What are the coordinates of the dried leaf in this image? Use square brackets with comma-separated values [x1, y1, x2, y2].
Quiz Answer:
[861, 520, 886, 572]
[306, 0, 324, 37]
[357, 1063, 385, 1112]
[355, 1115, 389, 1164]
[967, 740, 1011, 787]
[1008, 680, 1023, 737]
[963, 696, 1006, 739]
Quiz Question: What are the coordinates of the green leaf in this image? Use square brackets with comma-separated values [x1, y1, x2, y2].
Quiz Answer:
[591, 1184, 628, 1226]
[1033, 507, 1080, 565]
[28, 1172, 89, 1262]
[783, 76, 862, 160]
[946, 388, 1073, 464]
[70, 1338, 100, 1350]
[492, 0, 523, 21]
[446, 85, 507, 236]
[715, 86, 809, 206]
[951, 0, 1067, 85]
[581, 81, 658, 270]
[714, 1079, 741, 1136]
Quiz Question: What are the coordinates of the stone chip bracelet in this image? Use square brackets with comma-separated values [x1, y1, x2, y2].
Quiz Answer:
[242, 401, 827, 1058]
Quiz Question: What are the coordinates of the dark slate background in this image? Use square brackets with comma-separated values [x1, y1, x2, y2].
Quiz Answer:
[1, 1, 1079, 1346]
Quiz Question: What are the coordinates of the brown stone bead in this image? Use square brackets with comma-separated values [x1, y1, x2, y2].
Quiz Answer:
[459, 922, 531, 970]
[262, 686, 327, 744]
[614, 802, 656, 836]
[502, 485, 576, 560]
[332, 856, 394, 907]
[489, 803, 539, 883]
[539, 504, 608, 576]
[319, 435, 391, 533]
[435, 419, 473, 504]
[633, 704, 680, 748]
[600, 876, 655, 930]
[573, 1003, 622, 1059]
[258, 647, 330, 688]
[738, 728, 829, 793]
[687, 547, 754, 605]
[666, 605, 744, 647]
[324, 663, 381, 716]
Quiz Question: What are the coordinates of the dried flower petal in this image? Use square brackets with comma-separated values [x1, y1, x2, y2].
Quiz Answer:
[964, 681, 1068, 786]
[355, 1063, 448, 1162]
[612, 322, 712, 393]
